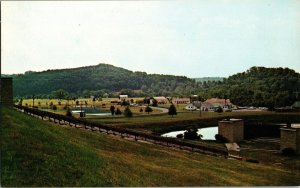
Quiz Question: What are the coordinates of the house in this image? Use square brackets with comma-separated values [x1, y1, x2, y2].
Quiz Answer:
[172, 97, 191, 104]
[152, 96, 169, 104]
[185, 101, 213, 111]
[185, 103, 197, 111]
[204, 98, 233, 111]
[119, 95, 128, 101]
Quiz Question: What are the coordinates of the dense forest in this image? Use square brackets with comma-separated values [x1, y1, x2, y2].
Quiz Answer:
[4, 64, 300, 108]
[8, 64, 199, 98]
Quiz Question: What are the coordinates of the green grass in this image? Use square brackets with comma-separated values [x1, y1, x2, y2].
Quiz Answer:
[1, 107, 300, 186]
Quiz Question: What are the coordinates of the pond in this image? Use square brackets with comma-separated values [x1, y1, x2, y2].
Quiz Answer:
[161, 127, 218, 140]
[71, 107, 111, 116]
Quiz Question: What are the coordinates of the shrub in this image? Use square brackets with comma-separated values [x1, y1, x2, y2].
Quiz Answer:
[282, 148, 296, 156]
[76, 101, 79, 105]
[115, 108, 122, 115]
[123, 106, 133, 118]
[66, 108, 72, 117]
[52, 105, 57, 111]
[168, 104, 177, 117]
[145, 106, 153, 114]
[139, 108, 143, 112]
[184, 128, 201, 140]
[58, 101, 61, 106]
[215, 134, 228, 143]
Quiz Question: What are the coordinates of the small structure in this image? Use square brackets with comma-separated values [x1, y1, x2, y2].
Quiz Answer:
[0, 77, 13, 107]
[119, 95, 128, 101]
[218, 118, 244, 142]
[185, 103, 197, 111]
[172, 97, 191, 104]
[280, 124, 300, 155]
[153, 96, 169, 104]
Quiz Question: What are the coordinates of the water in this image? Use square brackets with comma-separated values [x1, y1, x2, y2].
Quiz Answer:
[71, 107, 111, 116]
[161, 127, 218, 140]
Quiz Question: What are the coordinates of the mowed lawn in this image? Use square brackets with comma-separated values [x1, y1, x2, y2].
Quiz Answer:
[1, 107, 299, 186]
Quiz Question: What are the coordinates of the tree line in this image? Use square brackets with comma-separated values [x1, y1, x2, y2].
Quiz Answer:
[8, 64, 300, 108]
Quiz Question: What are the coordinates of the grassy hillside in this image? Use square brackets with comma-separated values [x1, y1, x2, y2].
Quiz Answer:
[1, 107, 299, 186]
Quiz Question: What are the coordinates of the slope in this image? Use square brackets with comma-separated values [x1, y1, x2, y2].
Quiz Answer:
[1, 107, 299, 186]
[9, 63, 197, 97]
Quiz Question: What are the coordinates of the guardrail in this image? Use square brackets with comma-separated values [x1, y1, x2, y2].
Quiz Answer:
[14, 105, 228, 158]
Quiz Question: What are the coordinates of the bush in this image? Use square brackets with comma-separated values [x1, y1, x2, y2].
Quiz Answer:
[282, 148, 296, 156]
[123, 106, 133, 118]
[115, 108, 122, 115]
[66, 108, 72, 117]
[168, 104, 177, 117]
[145, 106, 153, 114]
[52, 105, 57, 111]
[58, 101, 61, 106]
[184, 128, 201, 140]
[215, 134, 228, 143]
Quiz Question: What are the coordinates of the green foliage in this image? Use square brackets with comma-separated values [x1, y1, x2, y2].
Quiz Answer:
[52, 105, 57, 111]
[183, 128, 202, 140]
[168, 104, 177, 117]
[11, 64, 197, 98]
[145, 106, 153, 114]
[66, 108, 73, 117]
[110, 105, 115, 115]
[123, 106, 133, 118]
[215, 134, 228, 143]
[115, 108, 122, 115]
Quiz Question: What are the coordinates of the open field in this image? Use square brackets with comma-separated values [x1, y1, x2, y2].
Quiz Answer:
[2, 107, 300, 186]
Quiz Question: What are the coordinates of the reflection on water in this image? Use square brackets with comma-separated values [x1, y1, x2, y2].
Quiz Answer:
[161, 127, 218, 140]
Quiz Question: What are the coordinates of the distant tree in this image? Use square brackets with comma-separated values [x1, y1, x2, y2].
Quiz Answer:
[123, 106, 133, 118]
[66, 107, 72, 117]
[58, 101, 61, 106]
[38, 101, 41, 106]
[145, 105, 153, 114]
[52, 89, 68, 100]
[110, 105, 115, 115]
[168, 104, 177, 117]
[76, 101, 79, 106]
[115, 108, 122, 115]
[139, 108, 143, 112]
[49, 102, 53, 107]
[152, 99, 158, 107]
[52, 105, 57, 111]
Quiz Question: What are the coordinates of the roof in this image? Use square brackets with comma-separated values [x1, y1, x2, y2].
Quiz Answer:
[153, 96, 168, 101]
[173, 98, 190, 101]
[205, 98, 232, 106]
[119, 95, 128, 97]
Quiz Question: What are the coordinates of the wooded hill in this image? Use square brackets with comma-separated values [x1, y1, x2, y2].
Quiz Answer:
[5, 64, 300, 108]
[9, 64, 198, 98]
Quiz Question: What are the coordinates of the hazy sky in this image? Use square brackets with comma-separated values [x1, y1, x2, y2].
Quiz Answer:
[2, 1, 300, 77]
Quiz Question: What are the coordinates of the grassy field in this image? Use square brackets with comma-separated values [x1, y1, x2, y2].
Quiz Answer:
[1, 107, 300, 186]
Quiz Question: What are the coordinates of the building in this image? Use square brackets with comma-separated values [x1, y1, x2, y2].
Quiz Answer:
[218, 118, 244, 142]
[172, 97, 191, 104]
[119, 95, 128, 101]
[185, 103, 197, 111]
[280, 124, 300, 155]
[153, 96, 169, 104]
[0, 77, 13, 107]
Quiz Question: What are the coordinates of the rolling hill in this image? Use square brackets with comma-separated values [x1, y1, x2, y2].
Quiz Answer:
[7, 63, 197, 97]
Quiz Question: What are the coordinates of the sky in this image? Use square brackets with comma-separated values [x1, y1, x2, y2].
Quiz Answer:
[2, 0, 300, 78]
